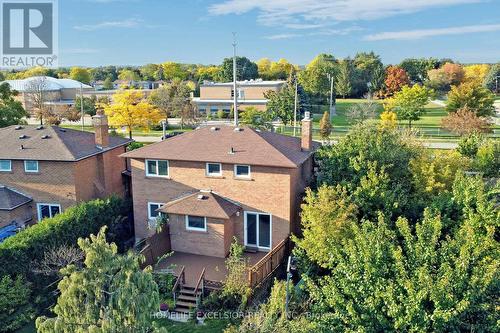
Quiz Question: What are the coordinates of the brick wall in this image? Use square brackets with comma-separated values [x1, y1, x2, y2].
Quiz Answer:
[168, 214, 229, 258]
[0, 203, 33, 228]
[130, 159, 295, 250]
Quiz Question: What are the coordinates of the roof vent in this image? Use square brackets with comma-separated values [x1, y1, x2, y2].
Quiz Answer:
[229, 147, 235, 155]
[233, 127, 242, 132]
[41, 135, 50, 139]
[197, 194, 207, 200]
[36, 125, 44, 130]
[210, 127, 220, 132]
[20, 145, 24, 150]
[14, 125, 23, 130]
[19, 134, 27, 139]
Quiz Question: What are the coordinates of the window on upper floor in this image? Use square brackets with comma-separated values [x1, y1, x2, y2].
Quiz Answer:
[234, 164, 251, 179]
[145, 159, 169, 177]
[185, 215, 207, 231]
[0, 160, 12, 172]
[206, 163, 222, 177]
[24, 160, 39, 173]
[37, 203, 61, 221]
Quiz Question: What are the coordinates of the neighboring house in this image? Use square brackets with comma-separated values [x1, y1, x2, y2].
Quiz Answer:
[2, 76, 94, 115]
[121, 114, 317, 289]
[0, 111, 131, 227]
[192, 79, 285, 115]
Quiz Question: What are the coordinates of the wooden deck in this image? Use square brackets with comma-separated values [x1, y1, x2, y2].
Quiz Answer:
[156, 251, 266, 287]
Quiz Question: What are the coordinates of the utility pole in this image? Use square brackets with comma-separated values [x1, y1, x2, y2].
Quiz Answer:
[80, 82, 84, 131]
[293, 79, 298, 137]
[232, 32, 238, 126]
[327, 73, 335, 121]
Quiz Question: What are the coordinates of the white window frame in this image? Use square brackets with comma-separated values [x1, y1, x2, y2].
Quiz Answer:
[145, 159, 169, 178]
[24, 160, 39, 173]
[234, 164, 251, 179]
[206, 163, 222, 177]
[185, 215, 207, 232]
[147, 202, 165, 220]
[0, 160, 12, 172]
[244, 211, 272, 251]
[37, 203, 61, 222]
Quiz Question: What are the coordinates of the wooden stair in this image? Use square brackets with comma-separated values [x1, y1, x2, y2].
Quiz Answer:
[173, 287, 199, 314]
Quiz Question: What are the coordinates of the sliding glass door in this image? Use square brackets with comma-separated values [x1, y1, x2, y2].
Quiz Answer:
[244, 212, 272, 250]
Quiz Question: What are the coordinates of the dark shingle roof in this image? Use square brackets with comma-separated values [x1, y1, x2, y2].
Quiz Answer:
[160, 191, 241, 219]
[0, 186, 32, 210]
[121, 126, 317, 168]
[0, 125, 131, 161]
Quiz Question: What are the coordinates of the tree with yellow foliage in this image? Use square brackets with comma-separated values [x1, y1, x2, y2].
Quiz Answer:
[463, 64, 490, 85]
[104, 90, 163, 139]
[380, 110, 397, 128]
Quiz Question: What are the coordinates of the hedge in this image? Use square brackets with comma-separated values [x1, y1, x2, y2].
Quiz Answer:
[0, 196, 130, 281]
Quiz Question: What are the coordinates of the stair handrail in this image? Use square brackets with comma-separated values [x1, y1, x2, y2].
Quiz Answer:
[194, 267, 206, 307]
[172, 265, 185, 307]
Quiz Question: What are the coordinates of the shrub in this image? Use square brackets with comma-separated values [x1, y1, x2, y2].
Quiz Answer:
[0, 196, 130, 283]
[0, 275, 35, 333]
[457, 133, 484, 158]
[475, 140, 500, 177]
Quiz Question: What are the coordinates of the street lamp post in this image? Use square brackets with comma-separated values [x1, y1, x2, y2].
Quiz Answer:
[327, 73, 336, 121]
[80, 83, 84, 131]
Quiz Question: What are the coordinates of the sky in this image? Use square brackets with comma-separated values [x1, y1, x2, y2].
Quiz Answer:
[58, 0, 500, 67]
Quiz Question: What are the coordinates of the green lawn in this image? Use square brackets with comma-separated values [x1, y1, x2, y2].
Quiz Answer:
[153, 318, 235, 333]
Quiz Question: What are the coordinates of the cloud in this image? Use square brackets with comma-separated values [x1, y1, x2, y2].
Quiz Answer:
[264, 33, 301, 40]
[73, 18, 142, 31]
[209, 0, 481, 26]
[310, 26, 363, 36]
[364, 23, 500, 41]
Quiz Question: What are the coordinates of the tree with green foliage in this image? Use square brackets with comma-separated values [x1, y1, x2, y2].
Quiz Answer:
[148, 79, 192, 120]
[36, 227, 159, 333]
[161, 62, 189, 81]
[475, 139, 500, 177]
[483, 62, 500, 93]
[69, 67, 91, 84]
[0, 82, 27, 127]
[319, 111, 332, 139]
[219, 56, 258, 82]
[75, 95, 97, 116]
[316, 124, 420, 220]
[90, 66, 118, 82]
[118, 69, 141, 82]
[140, 63, 162, 81]
[0, 275, 35, 333]
[369, 65, 386, 96]
[240, 106, 271, 129]
[264, 81, 296, 125]
[399, 58, 438, 83]
[351, 52, 384, 97]
[222, 239, 251, 310]
[385, 84, 435, 127]
[335, 60, 352, 98]
[446, 82, 495, 117]
[298, 54, 337, 99]
[102, 76, 114, 90]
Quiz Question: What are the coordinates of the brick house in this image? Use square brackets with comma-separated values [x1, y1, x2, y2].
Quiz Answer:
[121, 114, 317, 290]
[192, 79, 285, 115]
[0, 111, 131, 229]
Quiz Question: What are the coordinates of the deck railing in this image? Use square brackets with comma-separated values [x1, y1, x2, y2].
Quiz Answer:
[194, 267, 206, 307]
[247, 238, 290, 288]
[172, 265, 185, 307]
[138, 225, 171, 269]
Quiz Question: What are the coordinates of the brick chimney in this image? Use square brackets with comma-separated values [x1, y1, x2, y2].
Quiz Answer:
[301, 111, 313, 151]
[92, 109, 109, 148]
